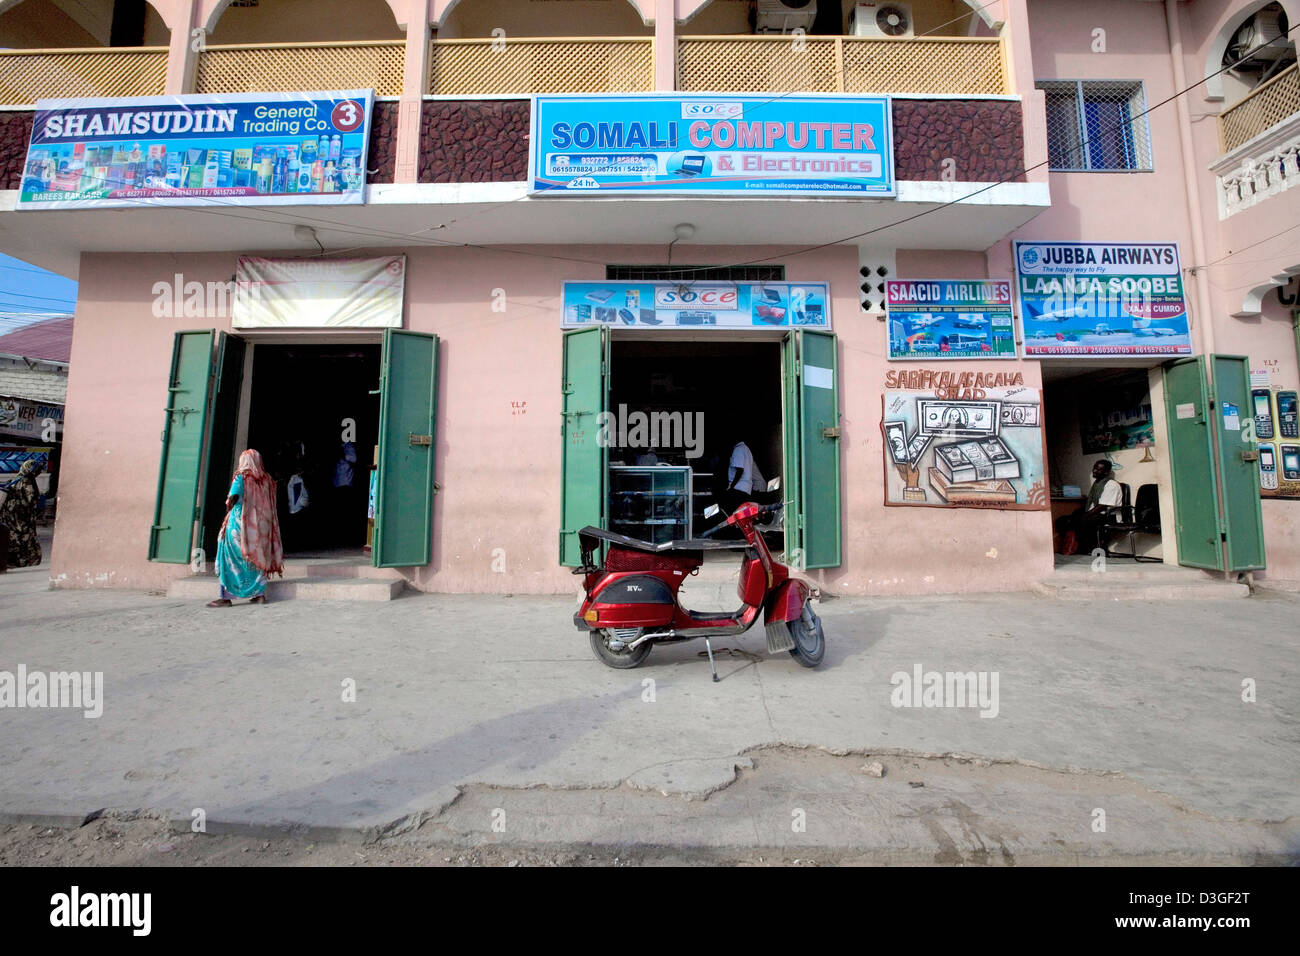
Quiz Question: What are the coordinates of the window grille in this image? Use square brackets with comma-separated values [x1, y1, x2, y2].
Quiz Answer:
[606, 265, 784, 282]
[1037, 80, 1153, 171]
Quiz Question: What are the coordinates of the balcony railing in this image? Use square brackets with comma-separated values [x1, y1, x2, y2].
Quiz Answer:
[677, 36, 1007, 95]
[195, 41, 405, 96]
[0, 47, 167, 107]
[427, 37, 654, 96]
[1219, 63, 1300, 153]
[0, 35, 1009, 105]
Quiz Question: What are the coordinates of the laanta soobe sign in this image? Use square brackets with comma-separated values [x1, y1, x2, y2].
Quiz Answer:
[1014, 241, 1191, 357]
[530, 94, 894, 197]
[19, 90, 373, 209]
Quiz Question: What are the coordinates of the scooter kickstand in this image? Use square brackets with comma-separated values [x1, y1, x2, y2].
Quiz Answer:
[704, 637, 719, 682]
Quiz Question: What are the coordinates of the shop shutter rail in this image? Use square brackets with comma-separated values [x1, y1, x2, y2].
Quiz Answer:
[428, 38, 653, 96]
[195, 41, 405, 96]
[676, 36, 1006, 96]
[0, 47, 167, 107]
[1219, 63, 1300, 153]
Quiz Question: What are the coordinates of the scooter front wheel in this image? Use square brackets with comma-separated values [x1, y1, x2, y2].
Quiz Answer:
[788, 604, 825, 668]
[590, 628, 653, 669]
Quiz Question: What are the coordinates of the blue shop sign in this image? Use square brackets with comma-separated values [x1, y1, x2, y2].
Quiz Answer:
[531, 94, 894, 197]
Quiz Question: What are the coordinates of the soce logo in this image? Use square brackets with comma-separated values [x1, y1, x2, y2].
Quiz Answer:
[654, 285, 738, 309]
[680, 101, 743, 119]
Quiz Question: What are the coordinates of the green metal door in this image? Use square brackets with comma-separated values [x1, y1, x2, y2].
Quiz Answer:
[1209, 355, 1266, 571]
[373, 329, 439, 568]
[149, 330, 217, 563]
[1163, 357, 1227, 570]
[198, 332, 246, 562]
[782, 332, 802, 564]
[560, 326, 608, 566]
[781, 330, 842, 569]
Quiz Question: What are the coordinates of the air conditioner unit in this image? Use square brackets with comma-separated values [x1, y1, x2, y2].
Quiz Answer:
[850, 2, 915, 39]
[1234, 8, 1287, 61]
[756, 0, 818, 34]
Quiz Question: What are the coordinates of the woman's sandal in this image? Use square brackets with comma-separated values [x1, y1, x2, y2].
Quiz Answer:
[206, 599, 232, 608]
[250, 595, 267, 605]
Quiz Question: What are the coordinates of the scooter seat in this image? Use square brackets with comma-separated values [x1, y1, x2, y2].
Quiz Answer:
[578, 526, 749, 554]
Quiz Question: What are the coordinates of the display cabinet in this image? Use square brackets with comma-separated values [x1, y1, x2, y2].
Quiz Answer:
[609, 465, 691, 544]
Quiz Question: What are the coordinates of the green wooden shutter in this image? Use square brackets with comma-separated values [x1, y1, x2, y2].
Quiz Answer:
[149, 330, 217, 563]
[781, 331, 803, 564]
[198, 332, 246, 561]
[1163, 357, 1224, 570]
[560, 326, 608, 566]
[373, 329, 439, 568]
[1209, 355, 1266, 571]
[797, 330, 842, 569]
[782, 330, 842, 570]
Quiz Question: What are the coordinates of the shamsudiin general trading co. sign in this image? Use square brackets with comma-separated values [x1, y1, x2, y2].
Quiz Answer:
[18, 90, 373, 209]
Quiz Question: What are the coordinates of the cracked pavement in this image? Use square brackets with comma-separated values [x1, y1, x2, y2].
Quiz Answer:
[1, 548, 1298, 863]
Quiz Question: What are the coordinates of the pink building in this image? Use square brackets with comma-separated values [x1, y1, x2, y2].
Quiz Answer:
[0, 0, 1296, 596]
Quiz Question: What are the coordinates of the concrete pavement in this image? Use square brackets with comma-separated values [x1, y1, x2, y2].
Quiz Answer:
[1, 539, 1298, 862]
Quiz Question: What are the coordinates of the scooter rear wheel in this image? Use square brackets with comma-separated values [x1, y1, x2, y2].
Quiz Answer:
[590, 628, 653, 669]
[787, 604, 825, 668]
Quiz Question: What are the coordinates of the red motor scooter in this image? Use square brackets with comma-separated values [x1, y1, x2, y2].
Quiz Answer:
[572, 496, 825, 680]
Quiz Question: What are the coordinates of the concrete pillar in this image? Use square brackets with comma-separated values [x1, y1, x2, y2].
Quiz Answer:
[162, 0, 201, 94]
[999, 0, 1048, 186]
[654, 0, 674, 91]
[394, 0, 431, 184]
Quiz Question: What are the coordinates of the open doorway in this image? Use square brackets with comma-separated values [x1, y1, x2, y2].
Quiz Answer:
[244, 343, 381, 556]
[1043, 365, 1169, 561]
[607, 338, 783, 548]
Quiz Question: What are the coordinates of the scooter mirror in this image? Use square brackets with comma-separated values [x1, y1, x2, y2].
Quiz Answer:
[703, 503, 721, 518]
[767, 476, 781, 492]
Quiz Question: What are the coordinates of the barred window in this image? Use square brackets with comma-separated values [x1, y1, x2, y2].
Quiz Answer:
[1037, 80, 1153, 171]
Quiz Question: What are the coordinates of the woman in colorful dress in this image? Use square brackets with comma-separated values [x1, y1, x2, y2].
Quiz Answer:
[208, 449, 283, 606]
[0, 459, 44, 570]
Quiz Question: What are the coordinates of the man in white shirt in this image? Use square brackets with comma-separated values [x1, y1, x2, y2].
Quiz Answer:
[729, 440, 764, 494]
[724, 439, 767, 515]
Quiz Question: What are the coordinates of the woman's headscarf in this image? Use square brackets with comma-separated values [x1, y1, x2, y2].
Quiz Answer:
[3, 459, 41, 491]
[229, 449, 283, 576]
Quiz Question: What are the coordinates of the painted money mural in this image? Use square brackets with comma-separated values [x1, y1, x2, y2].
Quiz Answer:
[882, 384, 1048, 510]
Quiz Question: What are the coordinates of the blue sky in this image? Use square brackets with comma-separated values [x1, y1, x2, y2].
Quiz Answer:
[0, 253, 78, 334]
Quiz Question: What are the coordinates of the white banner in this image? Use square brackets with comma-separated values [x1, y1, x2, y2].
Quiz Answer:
[233, 255, 405, 328]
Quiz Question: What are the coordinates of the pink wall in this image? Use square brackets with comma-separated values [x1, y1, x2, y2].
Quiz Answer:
[53, 242, 1062, 596]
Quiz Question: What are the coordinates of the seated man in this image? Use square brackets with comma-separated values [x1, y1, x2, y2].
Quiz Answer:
[1056, 459, 1123, 553]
